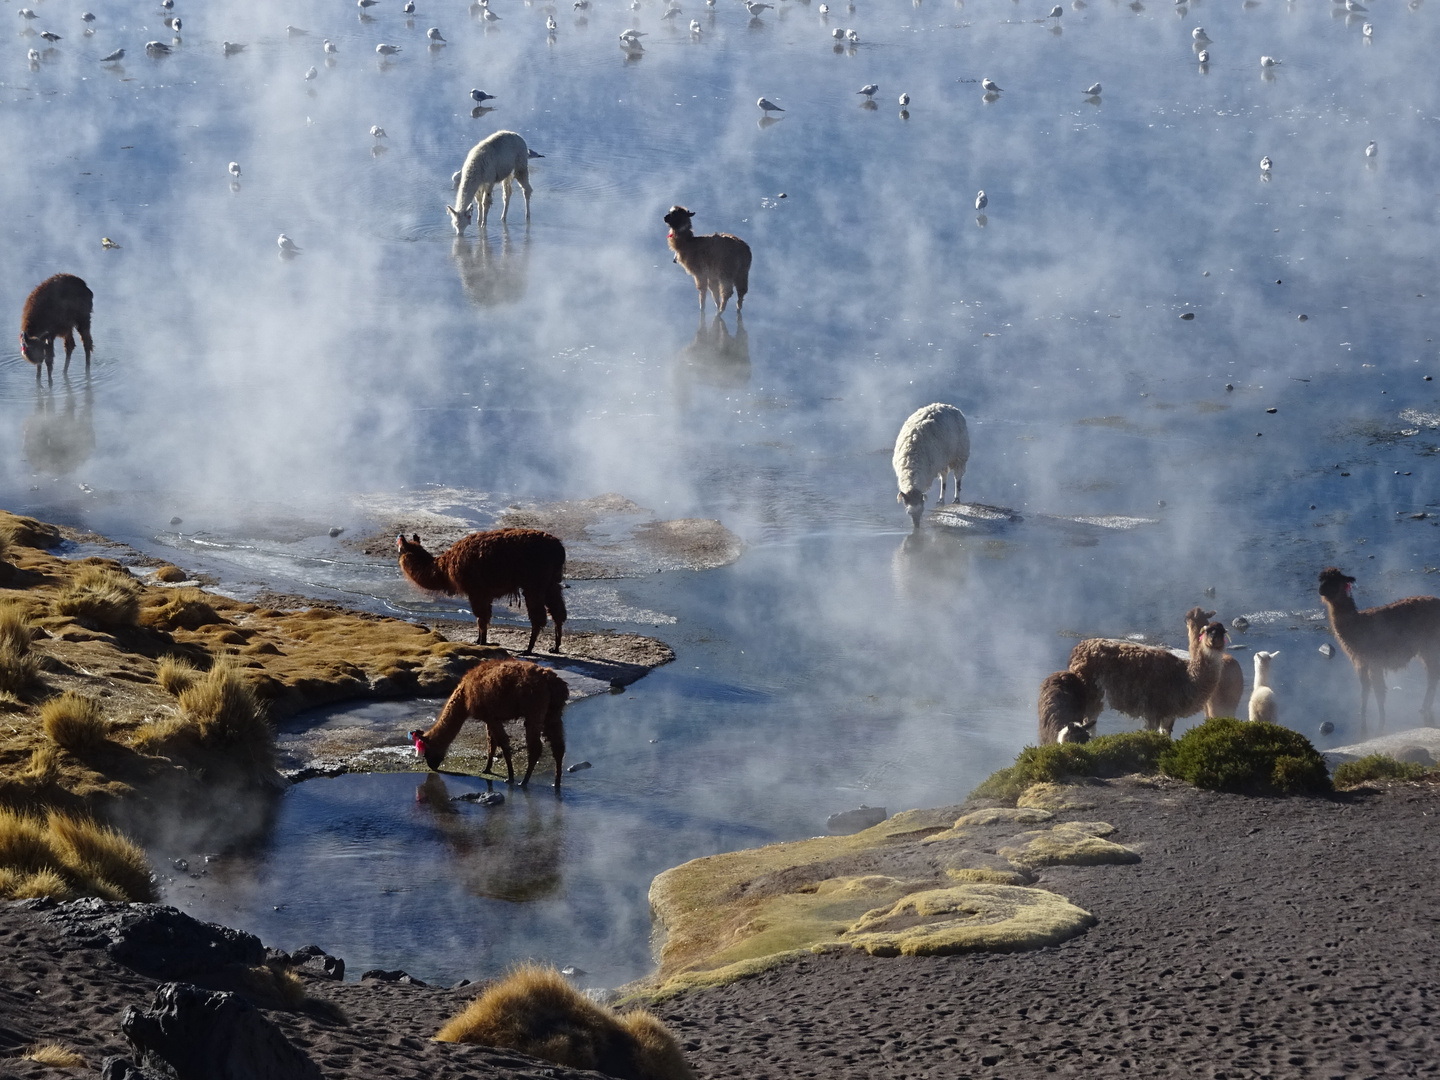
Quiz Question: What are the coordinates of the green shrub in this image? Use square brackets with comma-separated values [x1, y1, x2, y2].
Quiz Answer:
[1333, 754, 1437, 790]
[971, 730, 1172, 803]
[1160, 718, 1331, 796]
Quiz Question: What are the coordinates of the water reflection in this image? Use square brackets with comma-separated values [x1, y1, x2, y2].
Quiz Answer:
[24, 378, 94, 478]
[415, 774, 564, 902]
[674, 313, 750, 405]
[452, 231, 530, 307]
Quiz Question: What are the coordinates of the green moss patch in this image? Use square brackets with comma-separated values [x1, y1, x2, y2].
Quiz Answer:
[842, 884, 1097, 957]
[996, 821, 1139, 869]
[1160, 718, 1331, 796]
[971, 730, 1172, 804]
[1333, 754, 1440, 790]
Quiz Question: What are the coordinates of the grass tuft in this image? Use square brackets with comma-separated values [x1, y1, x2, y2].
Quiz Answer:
[40, 692, 108, 754]
[133, 661, 275, 775]
[0, 806, 155, 902]
[1333, 754, 1438, 789]
[21, 1043, 86, 1068]
[156, 654, 200, 696]
[1160, 718, 1331, 796]
[53, 562, 141, 628]
[0, 601, 40, 696]
[971, 730, 1172, 804]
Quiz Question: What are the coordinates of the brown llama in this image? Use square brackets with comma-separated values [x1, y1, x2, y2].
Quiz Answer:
[1068, 609, 1227, 735]
[1181, 608, 1245, 718]
[1037, 670, 1092, 745]
[410, 659, 568, 786]
[1317, 567, 1440, 734]
[664, 206, 751, 314]
[397, 529, 566, 653]
[20, 273, 94, 381]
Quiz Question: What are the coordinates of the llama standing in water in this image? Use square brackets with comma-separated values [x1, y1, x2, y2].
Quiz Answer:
[892, 403, 970, 529]
[664, 206, 751, 314]
[446, 130, 537, 234]
[20, 274, 94, 382]
[397, 529, 566, 653]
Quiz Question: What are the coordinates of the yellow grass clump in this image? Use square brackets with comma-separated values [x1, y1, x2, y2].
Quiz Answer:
[435, 964, 694, 1080]
[41, 692, 108, 754]
[0, 806, 155, 902]
[0, 601, 40, 696]
[53, 562, 142, 628]
[20, 1043, 86, 1068]
[133, 661, 275, 775]
[156, 654, 200, 696]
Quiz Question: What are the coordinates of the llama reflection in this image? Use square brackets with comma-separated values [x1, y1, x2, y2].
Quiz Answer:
[24, 377, 95, 477]
[674, 313, 750, 405]
[451, 232, 529, 307]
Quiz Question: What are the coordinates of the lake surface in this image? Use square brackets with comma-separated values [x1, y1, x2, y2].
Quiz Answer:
[2, 0, 1438, 987]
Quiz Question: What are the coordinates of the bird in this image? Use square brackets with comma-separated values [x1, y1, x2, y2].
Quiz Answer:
[161, 0, 173, 8]
[427, 26, 446, 40]
[145, 41, 172, 54]
[1365, 139, 1377, 157]
[982, 77, 1002, 92]
[359, 0, 380, 8]
[575, 0, 591, 8]
[819, 2, 829, 10]
[899, 92, 910, 106]
[229, 161, 242, 178]
[1048, 4, 1062, 15]
[845, 27, 859, 41]
[1084, 82, 1101, 95]
[101, 237, 120, 249]
[757, 96, 784, 113]
[975, 190, 987, 211]
[164, 16, 180, 31]
[690, 18, 701, 32]
[18, 8, 38, 20]
[1197, 48, 1208, 63]
[100, 47, 124, 61]
[223, 41, 246, 54]
[1260, 155, 1272, 170]
[371, 125, 388, 138]
[483, 8, 500, 20]
[1192, 26, 1210, 41]
[745, 0, 773, 12]
[27, 48, 40, 62]
[1345, 0, 1366, 10]
[547, 15, 558, 29]
[618, 28, 645, 41]
[305, 65, 318, 79]
[287, 25, 308, 35]
[404, 0, 417, 10]
[857, 83, 879, 97]
[1362, 20, 1373, 36]
[1260, 55, 1279, 67]
[39, 30, 61, 42]
[81, 12, 96, 22]
[832, 26, 844, 38]
[324, 38, 338, 53]
[375, 42, 402, 54]
[470, 88, 496, 103]
[661, 6, 681, 18]
[277, 234, 302, 254]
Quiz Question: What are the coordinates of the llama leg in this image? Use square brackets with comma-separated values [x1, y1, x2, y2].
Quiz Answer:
[492, 726, 515, 783]
[519, 720, 544, 787]
[500, 176, 512, 223]
[470, 595, 492, 645]
[547, 582, 566, 652]
[480, 185, 494, 227]
[61, 330, 75, 373]
[546, 707, 565, 788]
[523, 590, 548, 654]
[483, 730, 498, 775]
[696, 280, 707, 313]
[718, 281, 732, 314]
[516, 165, 532, 220]
[79, 316, 94, 367]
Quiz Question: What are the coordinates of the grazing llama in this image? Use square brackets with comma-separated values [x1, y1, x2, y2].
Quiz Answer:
[20, 274, 94, 381]
[1068, 608, 1227, 735]
[1037, 670, 1092, 745]
[397, 529, 566, 653]
[410, 659, 569, 786]
[892, 403, 970, 529]
[1248, 650, 1278, 724]
[1317, 567, 1440, 733]
[447, 130, 535, 234]
[664, 206, 751, 314]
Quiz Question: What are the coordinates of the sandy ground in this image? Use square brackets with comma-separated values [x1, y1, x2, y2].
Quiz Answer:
[3, 777, 1438, 1078]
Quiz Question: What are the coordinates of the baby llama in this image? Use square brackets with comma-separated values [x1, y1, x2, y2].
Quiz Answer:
[1248, 650, 1278, 723]
[892, 403, 970, 529]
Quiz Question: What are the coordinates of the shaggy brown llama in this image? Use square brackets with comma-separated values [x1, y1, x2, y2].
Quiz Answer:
[397, 529, 566, 653]
[409, 659, 569, 786]
[664, 206, 751, 314]
[1036, 670, 1092, 745]
[20, 274, 94, 381]
[1068, 609, 1227, 735]
[1317, 567, 1440, 734]
[1182, 608, 1244, 718]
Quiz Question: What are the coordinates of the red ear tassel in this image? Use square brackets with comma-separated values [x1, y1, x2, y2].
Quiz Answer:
[410, 730, 428, 757]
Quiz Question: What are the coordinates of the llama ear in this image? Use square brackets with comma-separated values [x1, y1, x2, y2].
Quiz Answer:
[411, 533, 421, 543]
[896, 492, 904, 505]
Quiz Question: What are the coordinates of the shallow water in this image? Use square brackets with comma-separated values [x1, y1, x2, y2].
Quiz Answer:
[3, 0, 1439, 985]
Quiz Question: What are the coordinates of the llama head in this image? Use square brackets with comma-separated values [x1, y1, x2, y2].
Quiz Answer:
[1201, 622, 1227, 652]
[1056, 723, 1091, 745]
[18, 331, 47, 365]
[897, 488, 925, 528]
[446, 203, 473, 235]
[1317, 567, 1355, 601]
[1254, 649, 1278, 672]
[397, 533, 429, 558]
[410, 729, 444, 771]
[664, 205, 696, 234]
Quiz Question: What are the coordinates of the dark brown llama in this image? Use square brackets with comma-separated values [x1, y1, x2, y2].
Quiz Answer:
[20, 274, 94, 381]
[1037, 670, 1092, 745]
[397, 529, 566, 653]
[1317, 567, 1440, 734]
[664, 206, 751, 314]
[409, 659, 568, 787]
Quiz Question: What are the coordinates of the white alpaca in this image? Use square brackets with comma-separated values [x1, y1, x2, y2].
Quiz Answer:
[446, 131, 535, 234]
[892, 403, 970, 528]
[1248, 650, 1278, 723]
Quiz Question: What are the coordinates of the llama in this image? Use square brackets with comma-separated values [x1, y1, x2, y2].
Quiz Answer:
[1248, 650, 1279, 723]
[1037, 670, 1093, 745]
[397, 529, 566, 653]
[20, 274, 94, 382]
[446, 130, 535, 234]
[664, 206, 751, 314]
[1317, 567, 1440, 733]
[409, 659, 568, 786]
[1068, 609, 1227, 735]
[892, 403, 970, 529]
[1182, 608, 1244, 718]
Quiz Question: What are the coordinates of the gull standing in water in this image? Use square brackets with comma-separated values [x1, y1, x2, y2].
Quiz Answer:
[359, 0, 379, 8]
[277, 234, 302, 255]
[427, 27, 446, 41]
[975, 190, 987, 211]
[376, 42, 402, 54]
[547, 14, 558, 30]
[845, 28, 859, 41]
[858, 83, 879, 98]
[833, 26, 844, 37]
[18, 8, 38, 20]
[305, 65, 318, 79]
[690, 19, 702, 34]
[470, 88, 495, 103]
[1362, 21, 1373, 36]
[324, 38, 338, 53]
[229, 161, 242, 179]
[405, 1, 416, 11]
[1260, 155, 1272, 171]
[757, 96, 784, 114]
[1365, 139, 1377, 157]
[899, 92, 910, 106]
[27, 48, 40, 62]
[371, 125, 388, 138]
[1084, 82, 1102, 95]
[982, 77, 1002, 93]
[1260, 55, 1279, 67]
[1345, 0, 1367, 10]
[745, 0, 774, 13]
[1197, 48, 1208, 63]
[483, 7, 501, 21]
[1192, 26, 1210, 42]
[40, 30, 62, 42]
[145, 41, 172, 54]
[1048, 4, 1063, 16]
[100, 47, 124, 61]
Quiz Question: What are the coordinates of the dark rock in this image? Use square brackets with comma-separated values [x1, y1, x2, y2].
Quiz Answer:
[41, 899, 264, 978]
[121, 982, 322, 1080]
[567, 760, 593, 773]
[328, 527, 343, 537]
[1180, 312, 1195, 320]
[360, 969, 428, 986]
[281, 945, 345, 981]
[1395, 746, 1435, 766]
[826, 805, 887, 835]
[1319, 644, 1335, 658]
[169, 517, 183, 526]
[173, 859, 188, 872]
[453, 790, 504, 806]
[1319, 721, 1335, 736]
[101, 1056, 170, 1080]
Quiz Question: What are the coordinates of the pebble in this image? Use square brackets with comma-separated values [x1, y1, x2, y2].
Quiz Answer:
[453, 790, 504, 806]
[172, 858, 188, 872]
[1266, 407, 1277, 414]
[561, 965, 586, 977]
[328, 526, 343, 537]
[1319, 720, 1335, 735]
[1231, 616, 1249, 633]
[567, 760, 593, 772]
[1319, 643, 1335, 658]
[1180, 312, 1196, 320]
[169, 516, 182, 526]
[1298, 314, 1309, 321]
[1226, 384, 1234, 392]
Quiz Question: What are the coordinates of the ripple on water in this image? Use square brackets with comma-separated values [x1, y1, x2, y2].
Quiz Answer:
[0, 354, 125, 401]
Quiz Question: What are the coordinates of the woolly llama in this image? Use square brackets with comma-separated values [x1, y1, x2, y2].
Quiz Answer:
[664, 206, 751, 314]
[1068, 608, 1227, 735]
[397, 529, 566, 653]
[892, 403, 970, 529]
[447, 130, 535, 234]
[20, 274, 94, 382]
[1037, 670, 1092, 745]
[1183, 609, 1244, 718]
[1248, 650, 1279, 724]
[1317, 567, 1440, 733]
[409, 659, 568, 786]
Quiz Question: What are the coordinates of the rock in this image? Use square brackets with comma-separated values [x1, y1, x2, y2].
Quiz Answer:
[1298, 313, 1308, 321]
[567, 760, 593, 773]
[1204, 586, 1216, 597]
[453, 790, 504, 806]
[169, 517, 183, 526]
[121, 982, 323, 1080]
[1180, 312, 1195, 320]
[582, 987, 619, 1006]
[1231, 616, 1249, 633]
[41, 899, 264, 979]
[1395, 746, 1435, 766]
[560, 965, 586, 977]
[285, 944, 344, 980]
[826, 805, 888, 835]
[328, 527, 343, 537]
[173, 859, 189, 872]
[101, 1057, 170, 1080]
[1319, 643, 1335, 658]
[360, 969, 428, 986]
[1319, 721, 1335, 736]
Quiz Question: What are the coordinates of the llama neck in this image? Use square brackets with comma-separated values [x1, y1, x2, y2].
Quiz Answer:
[400, 551, 455, 595]
[1188, 646, 1223, 696]
[1252, 659, 1270, 690]
[1323, 594, 1359, 631]
[420, 692, 469, 758]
